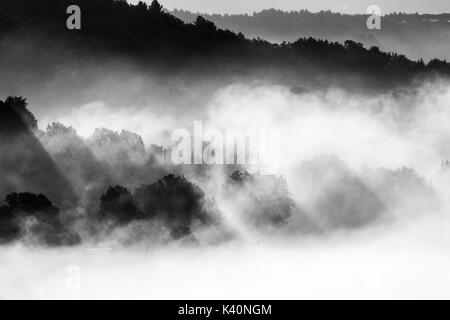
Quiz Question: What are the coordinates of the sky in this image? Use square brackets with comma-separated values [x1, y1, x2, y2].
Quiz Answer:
[132, 0, 450, 14]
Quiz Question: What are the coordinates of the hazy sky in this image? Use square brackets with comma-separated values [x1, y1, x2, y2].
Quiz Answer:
[135, 0, 450, 14]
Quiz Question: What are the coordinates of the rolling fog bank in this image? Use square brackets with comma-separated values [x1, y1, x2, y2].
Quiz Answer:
[2, 212, 450, 299]
[1, 78, 450, 248]
[1, 0, 450, 299]
[2, 59, 450, 300]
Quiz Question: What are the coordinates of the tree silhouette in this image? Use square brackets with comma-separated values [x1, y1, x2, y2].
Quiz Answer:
[195, 16, 217, 32]
[0, 205, 20, 243]
[2, 96, 37, 131]
[149, 0, 163, 15]
[0, 193, 81, 246]
[99, 185, 139, 224]
[6, 192, 59, 219]
[134, 174, 212, 238]
[98, 175, 214, 239]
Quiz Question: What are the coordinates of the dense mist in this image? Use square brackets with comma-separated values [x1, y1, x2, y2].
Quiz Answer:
[1, 0, 450, 299]
[2, 79, 450, 246]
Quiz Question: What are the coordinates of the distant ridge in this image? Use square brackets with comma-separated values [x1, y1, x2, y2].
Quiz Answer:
[171, 9, 450, 61]
[0, 0, 449, 91]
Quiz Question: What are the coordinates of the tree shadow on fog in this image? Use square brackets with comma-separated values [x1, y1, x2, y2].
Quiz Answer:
[294, 155, 438, 233]
[296, 155, 387, 231]
[226, 171, 297, 229]
[0, 97, 78, 208]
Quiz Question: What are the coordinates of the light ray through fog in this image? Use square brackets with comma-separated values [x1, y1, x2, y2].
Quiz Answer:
[1, 0, 450, 300]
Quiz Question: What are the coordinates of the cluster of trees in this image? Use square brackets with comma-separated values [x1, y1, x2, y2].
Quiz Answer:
[3, 97, 37, 130]
[0, 96, 36, 134]
[228, 171, 295, 228]
[95, 169, 300, 240]
[0, 161, 437, 246]
[37, 118, 175, 211]
[0, 0, 449, 90]
[362, 166, 436, 214]
[0, 170, 297, 246]
[98, 174, 217, 239]
[0, 192, 81, 245]
[88, 128, 147, 165]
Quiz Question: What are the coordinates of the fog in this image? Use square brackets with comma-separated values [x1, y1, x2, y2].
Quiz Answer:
[2, 0, 450, 300]
[3, 215, 450, 299]
[2, 72, 450, 298]
[42, 77, 450, 176]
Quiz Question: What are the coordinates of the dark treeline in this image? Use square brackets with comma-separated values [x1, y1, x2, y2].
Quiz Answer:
[0, 0, 449, 90]
[98, 175, 216, 239]
[0, 169, 296, 246]
[172, 9, 450, 61]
